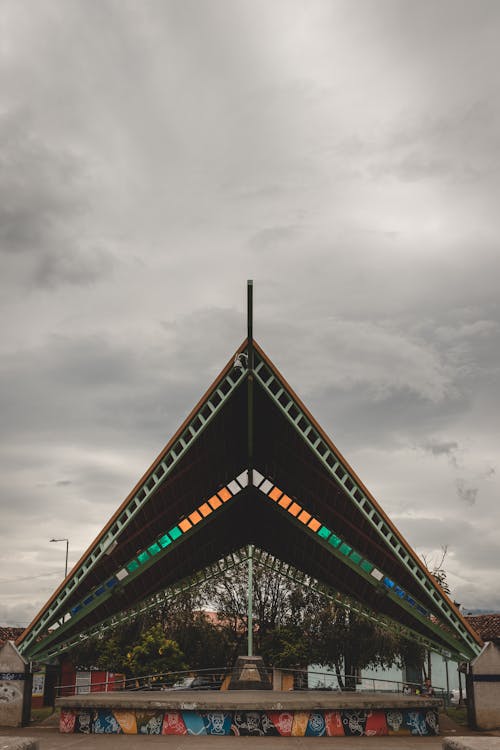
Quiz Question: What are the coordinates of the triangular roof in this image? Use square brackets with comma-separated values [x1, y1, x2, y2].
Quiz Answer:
[16, 339, 482, 663]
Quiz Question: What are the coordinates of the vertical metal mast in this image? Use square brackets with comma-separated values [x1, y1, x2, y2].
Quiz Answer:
[247, 280, 254, 656]
[247, 279, 254, 488]
[247, 543, 253, 657]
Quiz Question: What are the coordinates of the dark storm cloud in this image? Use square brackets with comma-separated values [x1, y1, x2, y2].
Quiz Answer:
[421, 440, 459, 467]
[1, 0, 500, 623]
[367, 102, 500, 184]
[0, 306, 242, 457]
[395, 515, 498, 576]
[0, 110, 116, 289]
[455, 479, 478, 506]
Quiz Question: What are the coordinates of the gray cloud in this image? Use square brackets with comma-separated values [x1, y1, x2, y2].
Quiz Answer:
[456, 479, 478, 506]
[420, 439, 459, 468]
[0, 110, 116, 289]
[1, 0, 500, 624]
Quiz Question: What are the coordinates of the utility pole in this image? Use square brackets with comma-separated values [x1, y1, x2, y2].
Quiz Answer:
[50, 538, 69, 578]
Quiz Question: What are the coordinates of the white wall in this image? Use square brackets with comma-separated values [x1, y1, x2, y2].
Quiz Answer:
[308, 652, 462, 693]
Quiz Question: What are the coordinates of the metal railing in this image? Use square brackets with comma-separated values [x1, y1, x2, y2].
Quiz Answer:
[56, 667, 229, 697]
[304, 667, 446, 697]
[55, 665, 447, 700]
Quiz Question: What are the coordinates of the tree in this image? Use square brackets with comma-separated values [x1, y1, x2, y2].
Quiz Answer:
[423, 546, 451, 595]
[202, 560, 412, 688]
[421, 546, 452, 683]
[145, 590, 232, 670]
[125, 624, 186, 681]
[66, 555, 430, 688]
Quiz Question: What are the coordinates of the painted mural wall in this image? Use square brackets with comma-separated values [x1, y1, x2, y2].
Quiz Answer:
[60, 707, 439, 736]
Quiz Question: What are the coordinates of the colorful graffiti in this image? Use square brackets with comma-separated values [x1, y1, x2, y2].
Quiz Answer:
[60, 707, 439, 737]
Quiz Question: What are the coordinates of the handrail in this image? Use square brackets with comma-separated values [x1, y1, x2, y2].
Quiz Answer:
[54, 664, 446, 698]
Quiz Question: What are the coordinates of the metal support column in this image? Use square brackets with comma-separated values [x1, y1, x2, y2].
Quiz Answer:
[247, 281, 254, 657]
[248, 543, 253, 657]
[247, 279, 254, 488]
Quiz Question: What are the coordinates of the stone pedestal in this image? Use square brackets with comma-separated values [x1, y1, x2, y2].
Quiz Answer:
[0, 641, 31, 727]
[228, 655, 272, 690]
[468, 641, 500, 730]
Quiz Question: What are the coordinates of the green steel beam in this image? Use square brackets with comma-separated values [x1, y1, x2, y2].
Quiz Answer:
[18, 362, 246, 655]
[252, 352, 480, 658]
[26, 458, 474, 662]
[253, 550, 461, 660]
[34, 549, 251, 662]
[22, 471, 249, 659]
[30, 463, 472, 661]
[251, 475, 471, 659]
[36, 546, 461, 663]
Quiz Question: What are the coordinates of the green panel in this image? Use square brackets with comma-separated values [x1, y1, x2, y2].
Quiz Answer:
[328, 534, 341, 548]
[127, 560, 139, 573]
[148, 543, 161, 556]
[36, 544, 466, 663]
[361, 559, 374, 573]
[138, 551, 149, 565]
[340, 542, 352, 556]
[350, 551, 362, 564]
[158, 534, 171, 548]
[168, 526, 182, 540]
[317, 525, 331, 539]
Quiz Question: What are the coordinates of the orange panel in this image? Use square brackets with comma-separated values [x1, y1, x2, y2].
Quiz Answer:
[198, 502, 212, 517]
[288, 502, 301, 517]
[308, 518, 321, 532]
[218, 487, 231, 502]
[189, 510, 202, 525]
[178, 518, 192, 533]
[298, 510, 311, 524]
[268, 487, 283, 501]
[208, 495, 222, 510]
[278, 494, 292, 509]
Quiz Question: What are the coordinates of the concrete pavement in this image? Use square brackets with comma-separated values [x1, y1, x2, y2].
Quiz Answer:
[0, 727, 449, 749]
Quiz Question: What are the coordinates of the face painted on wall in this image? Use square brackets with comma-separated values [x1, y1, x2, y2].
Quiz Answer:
[207, 712, 225, 734]
[0, 683, 22, 704]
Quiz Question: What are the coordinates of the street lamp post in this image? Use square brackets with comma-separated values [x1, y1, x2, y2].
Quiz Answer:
[50, 538, 69, 578]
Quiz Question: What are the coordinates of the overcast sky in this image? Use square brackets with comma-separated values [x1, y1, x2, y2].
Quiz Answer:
[1, 0, 499, 628]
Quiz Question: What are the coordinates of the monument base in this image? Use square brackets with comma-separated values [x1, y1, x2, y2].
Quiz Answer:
[228, 655, 272, 690]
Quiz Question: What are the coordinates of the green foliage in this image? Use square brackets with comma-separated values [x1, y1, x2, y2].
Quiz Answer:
[65, 556, 429, 687]
[201, 561, 416, 685]
[125, 624, 186, 677]
[260, 625, 310, 667]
